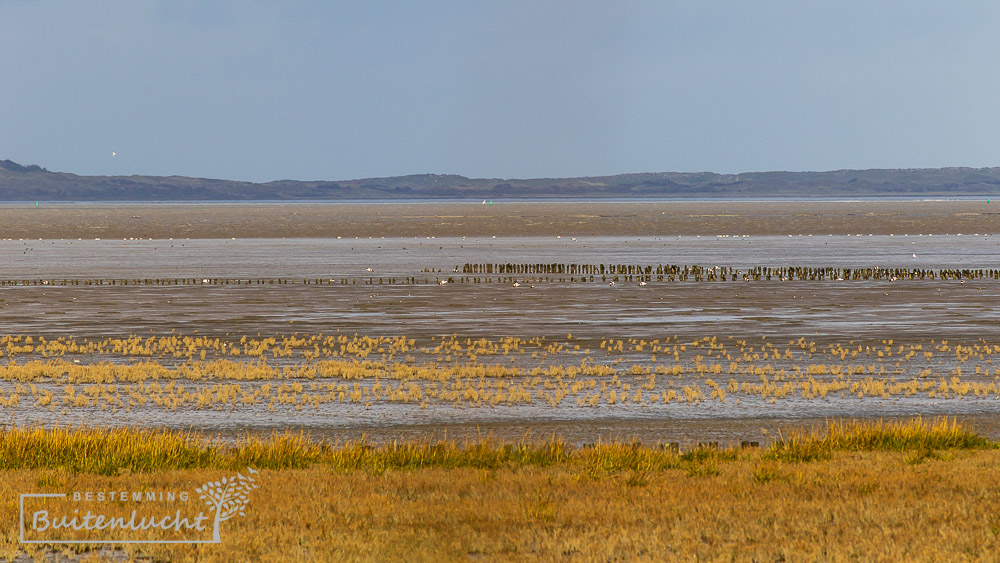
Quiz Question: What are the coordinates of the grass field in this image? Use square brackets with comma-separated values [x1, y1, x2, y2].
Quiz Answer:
[3, 418, 1000, 561]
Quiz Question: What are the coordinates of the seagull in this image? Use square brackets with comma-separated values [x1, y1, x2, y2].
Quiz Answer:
[366, 267, 374, 272]
[438, 279, 448, 285]
[513, 282, 521, 287]
[608, 281, 615, 287]
[638, 281, 647, 286]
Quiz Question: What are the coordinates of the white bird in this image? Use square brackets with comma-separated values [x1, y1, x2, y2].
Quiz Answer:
[608, 281, 615, 287]
[912, 253, 916, 258]
[638, 281, 647, 286]
[512, 282, 520, 287]
[112, 151, 116, 158]
[438, 279, 448, 285]
[366, 267, 374, 272]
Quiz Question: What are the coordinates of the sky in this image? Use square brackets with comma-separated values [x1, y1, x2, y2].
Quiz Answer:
[2, 1, 999, 183]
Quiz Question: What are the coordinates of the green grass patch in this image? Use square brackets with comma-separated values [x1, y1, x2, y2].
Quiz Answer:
[0, 417, 993, 475]
[764, 417, 993, 463]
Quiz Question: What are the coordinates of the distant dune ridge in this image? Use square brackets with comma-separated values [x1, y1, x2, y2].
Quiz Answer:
[1, 159, 999, 200]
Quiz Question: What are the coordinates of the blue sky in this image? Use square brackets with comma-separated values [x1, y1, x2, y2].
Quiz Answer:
[2, 1, 999, 182]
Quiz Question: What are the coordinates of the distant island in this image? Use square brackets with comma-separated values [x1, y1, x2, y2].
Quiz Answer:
[1, 159, 999, 201]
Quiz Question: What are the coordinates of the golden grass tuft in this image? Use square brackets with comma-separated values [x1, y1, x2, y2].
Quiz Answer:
[764, 416, 993, 462]
[0, 426, 217, 474]
[0, 426, 580, 475]
[0, 417, 991, 477]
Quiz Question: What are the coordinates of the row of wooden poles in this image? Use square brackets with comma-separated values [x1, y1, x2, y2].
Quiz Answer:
[461, 263, 1000, 281]
[1, 263, 998, 287]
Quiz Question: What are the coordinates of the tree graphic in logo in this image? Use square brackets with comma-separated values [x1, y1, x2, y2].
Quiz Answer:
[195, 467, 260, 543]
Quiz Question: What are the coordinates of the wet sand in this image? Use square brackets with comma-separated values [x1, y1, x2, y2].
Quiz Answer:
[3, 202, 1000, 444]
[1, 280, 998, 342]
[1, 200, 999, 239]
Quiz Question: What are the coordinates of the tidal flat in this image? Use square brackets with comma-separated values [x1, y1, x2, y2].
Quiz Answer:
[1, 199, 1000, 238]
[1, 200, 1000, 444]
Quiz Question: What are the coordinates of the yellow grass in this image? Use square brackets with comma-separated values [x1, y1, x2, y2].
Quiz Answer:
[2, 333, 1000, 415]
[0, 417, 987, 474]
[3, 419, 999, 561]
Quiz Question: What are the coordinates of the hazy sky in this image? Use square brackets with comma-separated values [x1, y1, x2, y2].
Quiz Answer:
[2, 1, 999, 182]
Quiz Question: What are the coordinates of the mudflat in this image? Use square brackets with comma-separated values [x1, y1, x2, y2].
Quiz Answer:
[3, 200, 1000, 445]
[1, 200, 998, 239]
